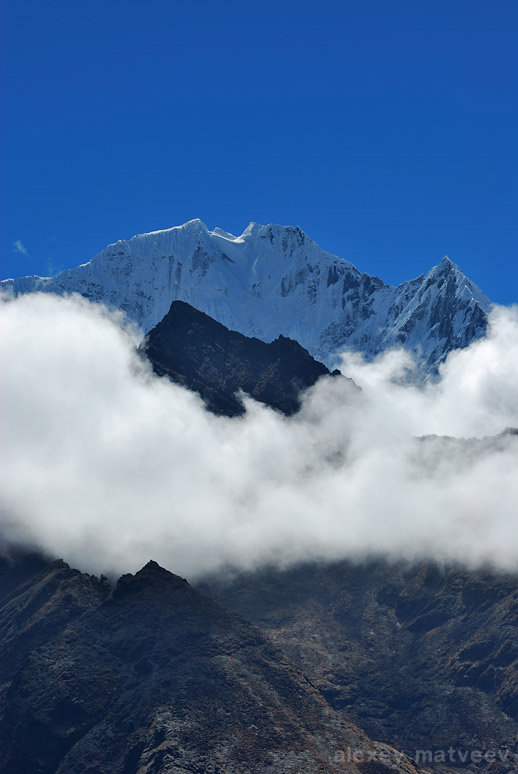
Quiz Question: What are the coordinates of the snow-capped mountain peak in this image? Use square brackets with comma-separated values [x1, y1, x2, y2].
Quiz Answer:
[0, 220, 492, 371]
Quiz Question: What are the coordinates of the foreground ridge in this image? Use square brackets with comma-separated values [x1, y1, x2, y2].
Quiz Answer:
[0, 552, 423, 774]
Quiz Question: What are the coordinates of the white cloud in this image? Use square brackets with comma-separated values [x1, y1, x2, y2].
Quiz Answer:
[12, 240, 28, 256]
[0, 292, 517, 579]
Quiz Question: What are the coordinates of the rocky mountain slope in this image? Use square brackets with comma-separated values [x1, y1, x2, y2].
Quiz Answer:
[204, 559, 518, 773]
[0, 552, 425, 774]
[0, 220, 491, 370]
[140, 300, 342, 416]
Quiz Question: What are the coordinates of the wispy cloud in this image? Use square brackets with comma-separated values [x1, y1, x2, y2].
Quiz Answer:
[13, 240, 28, 256]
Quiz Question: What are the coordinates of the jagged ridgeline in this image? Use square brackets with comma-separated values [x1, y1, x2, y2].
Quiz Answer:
[139, 300, 351, 416]
[0, 219, 491, 371]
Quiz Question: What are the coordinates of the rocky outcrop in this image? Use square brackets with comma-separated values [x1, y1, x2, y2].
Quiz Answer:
[139, 300, 340, 416]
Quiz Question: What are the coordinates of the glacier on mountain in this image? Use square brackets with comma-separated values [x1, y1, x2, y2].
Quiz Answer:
[0, 219, 491, 370]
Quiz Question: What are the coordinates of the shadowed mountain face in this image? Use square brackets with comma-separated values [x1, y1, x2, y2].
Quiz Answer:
[0, 553, 424, 774]
[140, 300, 339, 416]
[203, 560, 518, 773]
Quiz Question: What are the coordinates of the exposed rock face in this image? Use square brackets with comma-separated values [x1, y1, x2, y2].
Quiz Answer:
[0, 220, 491, 371]
[0, 553, 423, 774]
[204, 559, 518, 773]
[140, 300, 340, 416]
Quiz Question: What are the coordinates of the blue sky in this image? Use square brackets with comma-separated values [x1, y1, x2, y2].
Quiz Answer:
[2, 0, 517, 302]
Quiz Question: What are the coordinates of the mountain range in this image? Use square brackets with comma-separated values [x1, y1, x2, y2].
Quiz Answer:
[1, 220, 515, 774]
[0, 219, 491, 371]
[2, 550, 516, 774]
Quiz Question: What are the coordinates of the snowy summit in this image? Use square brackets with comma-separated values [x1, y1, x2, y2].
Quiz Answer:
[0, 220, 491, 371]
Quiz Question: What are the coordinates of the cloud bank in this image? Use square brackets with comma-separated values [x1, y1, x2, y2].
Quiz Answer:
[1, 293, 517, 579]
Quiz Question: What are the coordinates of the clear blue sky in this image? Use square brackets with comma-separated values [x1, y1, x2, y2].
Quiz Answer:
[2, 0, 517, 303]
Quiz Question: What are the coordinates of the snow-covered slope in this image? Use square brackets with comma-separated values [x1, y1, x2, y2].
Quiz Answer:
[0, 219, 491, 370]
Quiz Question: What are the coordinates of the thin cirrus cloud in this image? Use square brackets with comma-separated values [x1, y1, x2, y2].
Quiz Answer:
[0, 292, 517, 579]
[12, 240, 28, 256]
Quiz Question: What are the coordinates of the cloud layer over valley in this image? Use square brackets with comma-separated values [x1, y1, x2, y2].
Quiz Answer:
[1, 293, 517, 578]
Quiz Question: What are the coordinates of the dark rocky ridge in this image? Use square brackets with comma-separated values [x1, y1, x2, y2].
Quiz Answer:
[139, 300, 343, 416]
[203, 559, 518, 773]
[0, 552, 424, 774]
